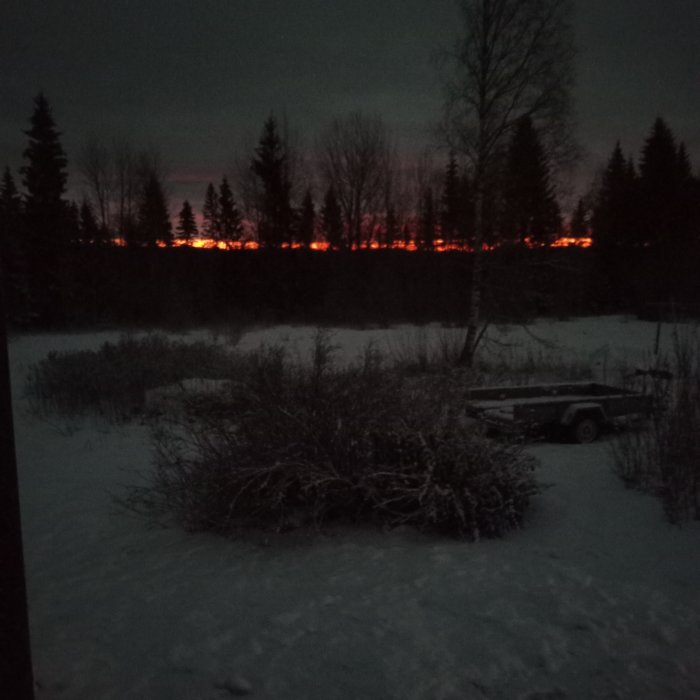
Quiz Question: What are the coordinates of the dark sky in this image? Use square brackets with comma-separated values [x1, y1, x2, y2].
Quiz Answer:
[2, 0, 699, 213]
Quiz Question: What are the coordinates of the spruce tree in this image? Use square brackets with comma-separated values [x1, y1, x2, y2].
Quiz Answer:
[251, 117, 293, 247]
[78, 200, 100, 245]
[20, 94, 73, 322]
[321, 186, 343, 249]
[591, 143, 638, 248]
[297, 189, 315, 248]
[570, 198, 589, 238]
[136, 173, 172, 247]
[500, 116, 561, 245]
[639, 118, 690, 250]
[176, 200, 198, 244]
[218, 177, 243, 247]
[202, 183, 220, 241]
[21, 93, 70, 254]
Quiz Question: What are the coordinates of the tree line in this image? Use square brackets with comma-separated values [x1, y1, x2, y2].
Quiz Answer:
[587, 117, 700, 252]
[1, 95, 570, 256]
[2, 0, 699, 329]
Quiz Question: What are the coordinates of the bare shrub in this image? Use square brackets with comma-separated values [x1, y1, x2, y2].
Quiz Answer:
[122, 333, 539, 539]
[25, 334, 236, 421]
[611, 328, 700, 522]
[364, 428, 538, 539]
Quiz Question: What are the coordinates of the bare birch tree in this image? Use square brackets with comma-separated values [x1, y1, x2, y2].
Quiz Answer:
[77, 138, 114, 232]
[319, 112, 395, 248]
[442, 0, 575, 365]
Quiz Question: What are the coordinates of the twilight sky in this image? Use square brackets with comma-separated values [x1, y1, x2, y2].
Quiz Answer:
[1, 0, 699, 215]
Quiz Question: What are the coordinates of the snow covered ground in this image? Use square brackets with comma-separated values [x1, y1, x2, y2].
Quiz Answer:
[10, 317, 700, 699]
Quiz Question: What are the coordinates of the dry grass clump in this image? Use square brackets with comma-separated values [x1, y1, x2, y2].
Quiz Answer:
[612, 328, 700, 523]
[25, 334, 235, 421]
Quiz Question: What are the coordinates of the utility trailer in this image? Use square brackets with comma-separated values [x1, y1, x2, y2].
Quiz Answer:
[466, 381, 655, 443]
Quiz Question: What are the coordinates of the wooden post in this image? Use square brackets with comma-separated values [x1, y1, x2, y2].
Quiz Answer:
[0, 285, 35, 698]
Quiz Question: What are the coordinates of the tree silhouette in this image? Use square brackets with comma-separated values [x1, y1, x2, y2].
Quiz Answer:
[136, 173, 172, 247]
[176, 200, 198, 244]
[639, 118, 695, 251]
[218, 177, 243, 247]
[319, 112, 394, 249]
[20, 94, 72, 321]
[321, 186, 343, 249]
[21, 93, 70, 248]
[592, 143, 639, 249]
[569, 198, 589, 238]
[78, 200, 100, 246]
[251, 116, 293, 247]
[501, 116, 561, 246]
[297, 189, 315, 248]
[442, 0, 575, 364]
[202, 183, 220, 241]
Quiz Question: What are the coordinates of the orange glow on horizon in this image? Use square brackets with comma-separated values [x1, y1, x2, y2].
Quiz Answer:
[550, 236, 593, 248]
[109, 234, 593, 251]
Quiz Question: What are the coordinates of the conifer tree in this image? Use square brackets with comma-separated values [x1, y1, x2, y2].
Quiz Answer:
[202, 183, 220, 241]
[639, 118, 690, 249]
[218, 177, 243, 247]
[176, 200, 197, 244]
[20, 94, 73, 322]
[136, 173, 172, 247]
[321, 186, 343, 249]
[592, 143, 638, 248]
[297, 189, 315, 248]
[570, 198, 589, 238]
[78, 200, 100, 245]
[500, 116, 561, 245]
[385, 204, 399, 248]
[21, 93, 71, 254]
[251, 117, 293, 247]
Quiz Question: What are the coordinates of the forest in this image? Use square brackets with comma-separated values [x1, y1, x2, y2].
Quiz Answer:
[1, 95, 699, 329]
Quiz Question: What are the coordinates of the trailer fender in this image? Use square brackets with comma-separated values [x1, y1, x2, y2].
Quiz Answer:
[561, 403, 607, 443]
[560, 402, 607, 427]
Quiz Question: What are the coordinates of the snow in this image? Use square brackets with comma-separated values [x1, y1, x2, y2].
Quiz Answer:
[9, 317, 700, 699]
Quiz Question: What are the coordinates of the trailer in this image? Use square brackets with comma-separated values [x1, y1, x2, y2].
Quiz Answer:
[466, 381, 655, 443]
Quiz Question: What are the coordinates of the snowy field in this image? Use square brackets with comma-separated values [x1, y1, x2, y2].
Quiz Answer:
[10, 317, 700, 699]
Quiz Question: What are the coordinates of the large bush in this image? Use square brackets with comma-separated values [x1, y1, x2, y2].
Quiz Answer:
[123, 334, 539, 539]
[612, 328, 700, 522]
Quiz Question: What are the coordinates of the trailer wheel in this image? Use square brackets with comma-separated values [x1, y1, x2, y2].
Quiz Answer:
[572, 417, 600, 444]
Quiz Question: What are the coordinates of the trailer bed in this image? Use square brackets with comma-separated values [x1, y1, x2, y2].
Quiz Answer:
[466, 382, 654, 442]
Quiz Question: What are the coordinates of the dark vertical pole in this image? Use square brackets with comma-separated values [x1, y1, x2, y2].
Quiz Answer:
[0, 284, 35, 697]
